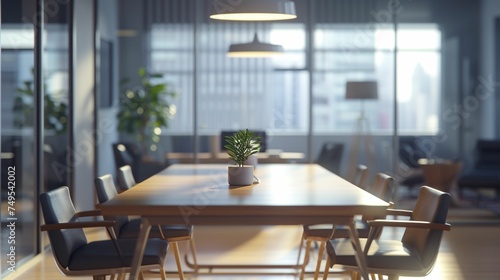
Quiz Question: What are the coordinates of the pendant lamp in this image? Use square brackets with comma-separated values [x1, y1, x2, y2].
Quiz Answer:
[227, 33, 284, 57]
[210, 0, 297, 21]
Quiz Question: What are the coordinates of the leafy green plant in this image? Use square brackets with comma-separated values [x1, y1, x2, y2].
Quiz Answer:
[117, 67, 177, 155]
[224, 129, 261, 167]
[13, 69, 68, 134]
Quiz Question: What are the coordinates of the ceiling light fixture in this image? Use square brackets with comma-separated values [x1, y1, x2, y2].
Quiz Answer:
[227, 33, 284, 57]
[210, 0, 297, 21]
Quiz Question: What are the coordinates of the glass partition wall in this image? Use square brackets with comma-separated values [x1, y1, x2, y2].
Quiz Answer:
[41, 0, 71, 252]
[120, 0, 441, 180]
[1, 1, 38, 272]
[1, 0, 71, 276]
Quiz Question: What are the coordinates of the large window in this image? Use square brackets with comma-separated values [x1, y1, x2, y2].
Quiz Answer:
[313, 23, 441, 134]
[151, 20, 440, 135]
[151, 22, 309, 134]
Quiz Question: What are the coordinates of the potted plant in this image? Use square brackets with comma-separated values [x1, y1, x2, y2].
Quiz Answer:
[117, 67, 177, 157]
[224, 129, 261, 186]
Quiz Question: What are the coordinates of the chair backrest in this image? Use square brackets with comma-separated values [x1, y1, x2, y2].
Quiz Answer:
[399, 136, 428, 168]
[316, 142, 344, 174]
[39, 186, 88, 268]
[362, 173, 394, 221]
[117, 165, 137, 192]
[402, 186, 451, 271]
[112, 142, 143, 171]
[352, 164, 369, 190]
[369, 172, 394, 202]
[94, 174, 129, 236]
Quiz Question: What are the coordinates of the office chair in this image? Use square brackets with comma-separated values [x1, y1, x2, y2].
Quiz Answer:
[315, 142, 344, 174]
[299, 172, 394, 280]
[40, 186, 168, 280]
[322, 186, 451, 280]
[95, 174, 197, 280]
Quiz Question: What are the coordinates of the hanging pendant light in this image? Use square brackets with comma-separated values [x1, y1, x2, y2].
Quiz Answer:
[227, 33, 284, 57]
[210, 0, 297, 21]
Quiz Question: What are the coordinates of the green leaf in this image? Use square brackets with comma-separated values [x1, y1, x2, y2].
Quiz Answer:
[224, 129, 261, 166]
[138, 67, 146, 78]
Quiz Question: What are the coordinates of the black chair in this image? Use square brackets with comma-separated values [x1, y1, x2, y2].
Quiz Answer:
[299, 172, 394, 280]
[350, 164, 369, 190]
[39, 186, 168, 280]
[315, 142, 344, 174]
[117, 164, 137, 192]
[95, 174, 197, 279]
[116, 165, 199, 271]
[112, 142, 169, 182]
[398, 136, 427, 195]
[322, 186, 451, 280]
[458, 139, 500, 199]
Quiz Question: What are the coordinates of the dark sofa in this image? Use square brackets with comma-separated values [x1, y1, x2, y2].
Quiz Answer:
[457, 140, 500, 198]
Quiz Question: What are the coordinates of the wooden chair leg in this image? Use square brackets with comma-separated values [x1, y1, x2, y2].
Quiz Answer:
[172, 242, 185, 280]
[110, 275, 115, 280]
[296, 232, 305, 266]
[322, 257, 331, 280]
[159, 266, 167, 280]
[350, 270, 361, 280]
[189, 238, 199, 271]
[138, 271, 145, 280]
[300, 239, 312, 280]
[314, 241, 326, 280]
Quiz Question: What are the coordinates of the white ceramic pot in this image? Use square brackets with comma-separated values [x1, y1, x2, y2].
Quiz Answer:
[228, 165, 254, 186]
[244, 154, 258, 169]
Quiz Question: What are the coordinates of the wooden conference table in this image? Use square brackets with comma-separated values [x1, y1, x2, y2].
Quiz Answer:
[99, 164, 389, 280]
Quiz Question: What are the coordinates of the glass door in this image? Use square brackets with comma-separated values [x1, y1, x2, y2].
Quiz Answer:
[1, 0, 38, 275]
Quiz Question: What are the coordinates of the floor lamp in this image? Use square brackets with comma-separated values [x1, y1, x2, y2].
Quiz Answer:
[345, 81, 378, 181]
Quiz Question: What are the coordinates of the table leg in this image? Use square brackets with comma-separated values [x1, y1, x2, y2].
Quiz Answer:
[129, 218, 152, 280]
[347, 217, 369, 280]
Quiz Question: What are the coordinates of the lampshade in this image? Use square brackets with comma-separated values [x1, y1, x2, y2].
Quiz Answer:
[210, 0, 297, 21]
[345, 81, 378, 100]
[227, 33, 284, 57]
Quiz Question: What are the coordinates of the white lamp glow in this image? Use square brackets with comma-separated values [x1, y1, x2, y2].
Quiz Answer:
[228, 33, 284, 57]
[210, 0, 297, 21]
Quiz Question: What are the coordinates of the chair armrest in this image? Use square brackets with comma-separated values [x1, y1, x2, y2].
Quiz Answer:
[367, 219, 451, 231]
[76, 209, 102, 217]
[386, 209, 413, 217]
[363, 220, 451, 254]
[40, 220, 115, 231]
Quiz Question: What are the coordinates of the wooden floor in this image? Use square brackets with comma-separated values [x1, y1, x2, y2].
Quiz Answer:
[3, 223, 500, 280]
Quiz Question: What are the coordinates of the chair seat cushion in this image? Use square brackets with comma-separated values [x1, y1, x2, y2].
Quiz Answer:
[120, 219, 192, 240]
[68, 238, 168, 270]
[304, 219, 370, 239]
[327, 238, 423, 271]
